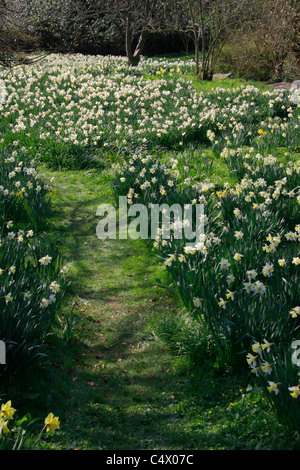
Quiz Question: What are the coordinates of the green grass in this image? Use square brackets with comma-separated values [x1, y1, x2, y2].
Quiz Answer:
[184, 75, 272, 93]
[13, 167, 298, 450]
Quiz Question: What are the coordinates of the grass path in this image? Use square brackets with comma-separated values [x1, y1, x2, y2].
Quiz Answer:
[31, 167, 295, 450]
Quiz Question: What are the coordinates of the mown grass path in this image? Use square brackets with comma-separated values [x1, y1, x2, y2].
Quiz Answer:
[35, 168, 295, 450]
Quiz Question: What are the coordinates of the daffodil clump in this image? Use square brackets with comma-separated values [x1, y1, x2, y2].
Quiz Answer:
[0, 218, 69, 380]
[113, 146, 299, 365]
[112, 141, 299, 431]
[246, 340, 300, 432]
[0, 400, 60, 449]
[0, 146, 55, 227]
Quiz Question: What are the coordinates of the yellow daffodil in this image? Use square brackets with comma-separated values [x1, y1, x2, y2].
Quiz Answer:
[0, 400, 16, 420]
[261, 362, 272, 375]
[0, 419, 9, 436]
[44, 413, 60, 433]
[246, 353, 258, 367]
[267, 382, 280, 395]
[288, 385, 300, 399]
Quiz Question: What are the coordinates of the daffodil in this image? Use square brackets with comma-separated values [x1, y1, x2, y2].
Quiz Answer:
[253, 281, 266, 295]
[267, 382, 280, 395]
[0, 419, 9, 437]
[50, 281, 60, 293]
[261, 361, 272, 375]
[0, 400, 16, 420]
[288, 385, 300, 399]
[39, 255, 52, 266]
[246, 269, 258, 280]
[262, 262, 274, 277]
[4, 293, 13, 304]
[250, 366, 260, 376]
[243, 281, 253, 293]
[289, 306, 300, 318]
[8, 265, 16, 275]
[41, 298, 50, 308]
[225, 289, 235, 300]
[246, 353, 258, 367]
[252, 341, 263, 355]
[44, 413, 60, 433]
[220, 258, 231, 270]
[234, 231, 243, 239]
[193, 297, 202, 308]
[262, 339, 273, 352]
[218, 298, 228, 309]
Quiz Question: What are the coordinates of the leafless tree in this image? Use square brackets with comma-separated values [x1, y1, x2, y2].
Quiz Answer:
[221, 0, 300, 80]
[164, 0, 254, 80]
[96, 0, 168, 66]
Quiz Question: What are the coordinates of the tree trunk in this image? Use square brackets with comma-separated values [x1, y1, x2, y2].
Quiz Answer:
[194, 34, 200, 75]
[125, 14, 148, 67]
[125, 15, 134, 64]
[132, 29, 148, 66]
[289, 0, 300, 69]
[199, 0, 209, 80]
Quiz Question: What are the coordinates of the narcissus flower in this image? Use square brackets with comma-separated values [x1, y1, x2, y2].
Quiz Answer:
[225, 289, 235, 300]
[41, 298, 50, 308]
[289, 306, 300, 318]
[262, 339, 273, 352]
[0, 400, 16, 420]
[261, 361, 272, 375]
[0, 419, 9, 436]
[267, 382, 280, 395]
[50, 281, 60, 293]
[4, 293, 13, 304]
[39, 255, 52, 266]
[220, 258, 230, 269]
[193, 297, 202, 308]
[288, 385, 300, 399]
[252, 341, 263, 355]
[44, 413, 60, 433]
[253, 281, 266, 295]
[234, 231, 243, 239]
[8, 265, 16, 275]
[218, 298, 228, 309]
[246, 353, 258, 367]
[262, 263, 274, 277]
